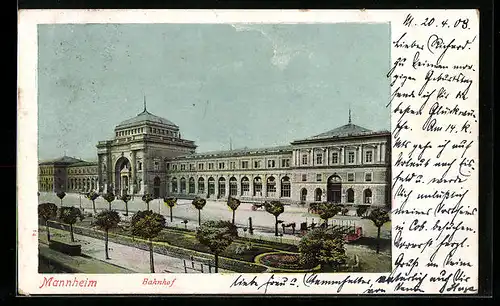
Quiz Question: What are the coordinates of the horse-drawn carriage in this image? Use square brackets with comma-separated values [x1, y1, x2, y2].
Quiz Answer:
[251, 202, 265, 211]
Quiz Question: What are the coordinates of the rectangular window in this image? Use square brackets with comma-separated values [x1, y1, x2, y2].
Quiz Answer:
[348, 173, 355, 182]
[154, 162, 159, 171]
[365, 151, 373, 163]
[365, 173, 372, 182]
[230, 161, 236, 169]
[189, 164, 195, 171]
[218, 162, 225, 169]
[267, 160, 276, 168]
[181, 164, 186, 171]
[198, 163, 204, 170]
[208, 163, 214, 170]
[281, 158, 290, 167]
[348, 152, 355, 164]
[241, 161, 249, 169]
[302, 154, 308, 165]
[316, 153, 323, 165]
[316, 174, 322, 182]
[332, 152, 339, 164]
[254, 160, 261, 169]
[301, 174, 307, 182]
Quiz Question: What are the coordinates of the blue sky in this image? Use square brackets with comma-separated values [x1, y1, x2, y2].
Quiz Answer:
[38, 23, 390, 161]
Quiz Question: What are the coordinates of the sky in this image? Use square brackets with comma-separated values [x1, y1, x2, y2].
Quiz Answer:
[38, 23, 390, 161]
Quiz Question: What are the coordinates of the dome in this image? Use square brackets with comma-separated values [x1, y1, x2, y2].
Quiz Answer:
[116, 109, 178, 129]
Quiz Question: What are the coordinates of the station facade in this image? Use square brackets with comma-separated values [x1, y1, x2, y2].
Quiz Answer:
[39, 105, 391, 208]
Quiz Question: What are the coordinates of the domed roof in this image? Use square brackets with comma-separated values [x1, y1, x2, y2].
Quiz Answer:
[307, 123, 374, 140]
[116, 105, 178, 129]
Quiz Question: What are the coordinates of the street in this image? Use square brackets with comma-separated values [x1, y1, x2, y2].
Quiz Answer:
[39, 192, 391, 240]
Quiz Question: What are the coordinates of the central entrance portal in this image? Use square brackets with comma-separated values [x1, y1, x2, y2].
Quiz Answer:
[327, 174, 342, 203]
[115, 157, 131, 197]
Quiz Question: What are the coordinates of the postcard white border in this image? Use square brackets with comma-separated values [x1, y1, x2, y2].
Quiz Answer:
[18, 9, 479, 295]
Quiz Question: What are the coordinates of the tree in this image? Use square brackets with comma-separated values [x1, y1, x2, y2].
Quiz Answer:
[87, 191, 100, 213]
[264, 201, 285, 236]
[163, 197, 177, 222]
[317, 202, 342, 226]
[192, 197, 207, 226]
[226, 196, 241, 225]
[368, 208, 391, 254]
[38, 202, 58, 242]
[142, 193, 154, 210]
[299, 228, 347, 272]
[58, 206, 84, 242]
[94, 210, 121, 260]
[356, 205, 369, 218]
[102, 192, 116, 210]
[196, 220, 238, 273]
[120, 194, 132, 216]
[130, 210, 166, 273]
[56, 191, 66, 206]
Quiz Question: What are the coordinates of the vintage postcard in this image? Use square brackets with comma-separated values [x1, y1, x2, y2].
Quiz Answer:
[17, 9, 479, 295]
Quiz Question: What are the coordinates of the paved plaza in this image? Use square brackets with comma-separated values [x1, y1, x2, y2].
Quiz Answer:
[39, 192, 391, 240]
[39, 226, 229, 273]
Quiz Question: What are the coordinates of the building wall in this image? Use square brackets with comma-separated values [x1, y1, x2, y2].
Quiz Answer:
[165, 134, 391, 207]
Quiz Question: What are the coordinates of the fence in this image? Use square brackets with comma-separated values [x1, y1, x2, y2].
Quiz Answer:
[180, 255, 215, 273]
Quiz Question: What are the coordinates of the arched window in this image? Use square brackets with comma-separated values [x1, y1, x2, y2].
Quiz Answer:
[253, 177, 262, 196]
[315, 188, 322, 202]
[281, 176, 291, 198]
[189, 177, 195, 194]
[180, 177, 186, 194]
[229, 177, 238, 196]
[364, 189, 372, 204]
[198, 177, 205, 194]
[300, 188, 307, 203]
[347, 188, 355, 203]
[208, 177, 215, 195]
[171, 177, 178, 193]
[241, 177, 250, 196]
[153, 176, 161, 198]
[266, 176, 276, 193]
[218, 177, 226, 197]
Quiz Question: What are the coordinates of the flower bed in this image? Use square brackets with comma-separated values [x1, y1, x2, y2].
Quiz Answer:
[256, 252, 318, 272]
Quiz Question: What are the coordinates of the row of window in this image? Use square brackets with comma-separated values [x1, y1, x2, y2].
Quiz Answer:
[305, 188, 373, 204]
[167, 150, 376, 172]
[301, 150, 374, 166]
[171, 176, 291, 197]
[39, 168, 57, 175]
[68, 177, 97, 191]
[302, 172, 372, 182]
[168, 158, 291, 172]
[115, 127, 179, 138]
[169, 176, 374, 204]
[68, 168, 96, 174]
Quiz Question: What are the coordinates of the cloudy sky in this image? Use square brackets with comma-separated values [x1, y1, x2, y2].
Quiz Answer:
[38, 23, 390, 161]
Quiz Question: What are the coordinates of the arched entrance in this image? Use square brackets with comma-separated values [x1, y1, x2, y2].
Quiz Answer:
[208, 177, 215, 196]
[153, 176, 161, 198]
[218, 177, 226, 198]
[300, 188, 307, 203]
[115, 157, 131, 197]
[315, 188, 322, 202]
[327, 174, 342, 203]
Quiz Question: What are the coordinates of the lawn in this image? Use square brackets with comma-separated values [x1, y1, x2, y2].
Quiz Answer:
[44, 218, 391, 273]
